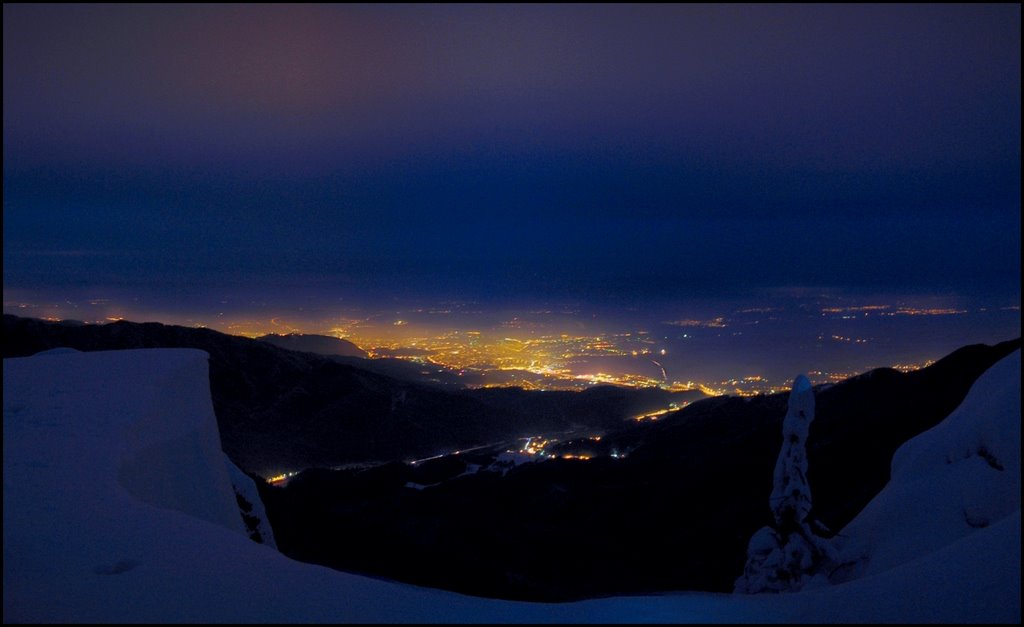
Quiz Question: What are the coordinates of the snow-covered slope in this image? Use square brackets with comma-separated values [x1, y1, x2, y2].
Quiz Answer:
[829, 349, 1021, 582]
[795, 349, 1021, 622]
[3, 348, 1020, 623]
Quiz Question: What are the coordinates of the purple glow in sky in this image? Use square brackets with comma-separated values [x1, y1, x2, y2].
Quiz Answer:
[3, 4, 1020, 306]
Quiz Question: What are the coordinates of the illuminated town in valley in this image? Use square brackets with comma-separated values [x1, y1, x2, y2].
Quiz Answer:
[6, 291, 1017, 398]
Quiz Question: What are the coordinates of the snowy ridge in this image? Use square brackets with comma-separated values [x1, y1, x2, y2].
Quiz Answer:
[3, 348, 1020, 622]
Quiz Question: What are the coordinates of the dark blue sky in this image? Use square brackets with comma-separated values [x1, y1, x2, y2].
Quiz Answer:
[3, 4, 1021, 307]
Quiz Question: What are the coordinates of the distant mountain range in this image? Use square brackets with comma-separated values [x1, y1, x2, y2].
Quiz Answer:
[2, 315, 700, 474]
[256, 333, 369, 359]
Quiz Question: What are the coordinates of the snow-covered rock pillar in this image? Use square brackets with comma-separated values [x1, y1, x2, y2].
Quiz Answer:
[771, 374, 815, 530]
[735, 374, 828, 593]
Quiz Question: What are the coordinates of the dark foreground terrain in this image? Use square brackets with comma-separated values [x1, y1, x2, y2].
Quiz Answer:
[257, 338, 1020, 600]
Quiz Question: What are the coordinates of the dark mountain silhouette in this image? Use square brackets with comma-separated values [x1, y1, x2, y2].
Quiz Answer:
[2, 315, 688, 474]
[327, 354, 487, 387]
[4, 315, 500, 473]
[258, 338, 1020, 602]
[464, 384, 703, 434]
[257, 333, 369, 359]
[255, 334, 485, 391]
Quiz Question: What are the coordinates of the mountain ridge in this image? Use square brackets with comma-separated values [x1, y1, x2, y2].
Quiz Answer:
[257, 333, 369, 359]
[2, 314, 697, 474]
[258, 336, 1020, 600]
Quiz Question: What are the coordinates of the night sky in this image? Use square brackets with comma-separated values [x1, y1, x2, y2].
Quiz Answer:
[3, 4, 1021, 308]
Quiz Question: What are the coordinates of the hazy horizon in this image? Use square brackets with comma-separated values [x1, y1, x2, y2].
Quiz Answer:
[4, 4, 1020, 388]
